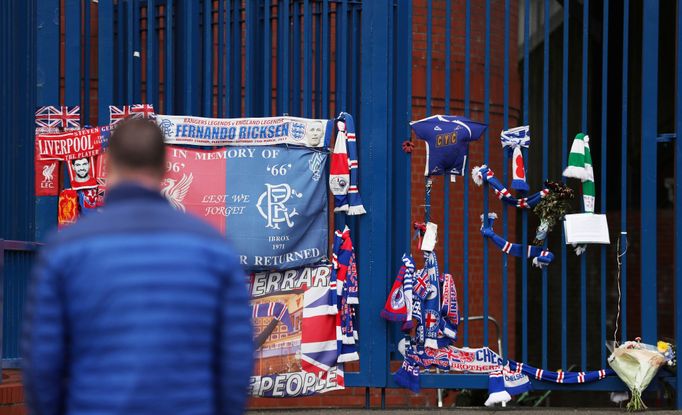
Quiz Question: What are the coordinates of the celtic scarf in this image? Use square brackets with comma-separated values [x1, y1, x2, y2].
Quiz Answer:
[563, 133, 595, 213]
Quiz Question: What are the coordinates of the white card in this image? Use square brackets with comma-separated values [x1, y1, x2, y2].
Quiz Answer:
[421, 222, 438, 251]
[564, 213, 610, 245]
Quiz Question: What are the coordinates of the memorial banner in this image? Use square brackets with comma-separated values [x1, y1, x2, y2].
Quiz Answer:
[163, 145, 329, 270]
[36, 125, 110, 161]
[157, 115, 331, 148]
[248, 264, 344, 397]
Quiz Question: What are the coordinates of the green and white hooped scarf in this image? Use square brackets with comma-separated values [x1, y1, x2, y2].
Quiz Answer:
[563, 133, 595, 213]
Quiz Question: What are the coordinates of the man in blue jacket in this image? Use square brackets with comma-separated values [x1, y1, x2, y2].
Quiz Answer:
[22, 118, 253, 415]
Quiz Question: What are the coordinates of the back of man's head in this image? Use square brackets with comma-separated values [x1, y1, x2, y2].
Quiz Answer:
[107, 117, 166, 188]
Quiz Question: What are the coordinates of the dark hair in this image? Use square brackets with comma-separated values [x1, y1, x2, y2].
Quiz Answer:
[108, 117, 166, 175]
[70, 157, 89, 166]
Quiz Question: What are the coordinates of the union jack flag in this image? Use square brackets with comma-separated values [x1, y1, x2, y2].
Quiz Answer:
[52, 106, 81, 130]
[109, 104, 156, 125]
[35, 106, 59, 128]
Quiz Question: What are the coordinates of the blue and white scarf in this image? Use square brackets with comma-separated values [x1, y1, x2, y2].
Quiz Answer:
[500, 125, 530, 191]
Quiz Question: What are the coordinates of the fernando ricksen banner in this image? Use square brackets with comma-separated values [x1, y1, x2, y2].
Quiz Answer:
[249, 264, 344, 397]
[163, 145, 329, 270]
[157, 115, 332, 148]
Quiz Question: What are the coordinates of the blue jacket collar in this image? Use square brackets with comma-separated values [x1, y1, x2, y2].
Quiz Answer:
[105, 182, 167, 205]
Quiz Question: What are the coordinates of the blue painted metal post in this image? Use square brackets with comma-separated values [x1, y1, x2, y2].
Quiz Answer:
[501, 0, 510, 360]
[599, 0, 609, 368]
[580, 0, 589, 371]
[357, 0, 391, 388]
[263, 0, 272, 116]
[675, 0, 682, 410]
[541, 0, 550, 370]
[483, 0, 491, 347]
[147, 0, 157, 109]
[99, 0, 114, 124]
[640, 0, 659, 345]
[35, 0, 60, 241]
[177, 0, 200, 115]
[165, 0, 175, 114]
[463, 0, 471, 348]
[620, 0, 629, 345]
[203, 0, 213, 117]
[245, 0, 257, 116]
[521, 0, 529, 364]
[561, 0, 569, 370]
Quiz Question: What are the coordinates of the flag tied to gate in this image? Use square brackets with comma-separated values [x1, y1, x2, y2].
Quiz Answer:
[163, 145, 329, 270]
[156, 114, 332, 148]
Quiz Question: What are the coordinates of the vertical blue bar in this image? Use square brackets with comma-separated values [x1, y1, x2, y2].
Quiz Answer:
[522, 0, 529, 364]
[127, 0, 134, 102]
[117, 1, 126, 103]
[321, 0, 329, 117]
[580, 0, 589, 371]
[425, 0, 431, 118]
[65, 0, 81, 107]
[84, 2, 91, 123]
[245, 0, 257, 116]
[463, 0, 471, 348]
[358, 0, 391, 387]
[133, 1, 142, 103]
[231, 0, 241, 116]
[203, 0, 213, 116]
[482, 0, 490, 347]
[337, 0, 348, 111]
[36, 0, 60, 241]
[263, 0, 272, 116]
[599, 0, 609, 368]
[502, 0, 510, 359]
[99, 0, 115, 124]
[225, 0, 232, 116]
[675, 1, 682, 410]
[147, 0, 158, 108]
[303, 0, 312, 117]
[178, 0, 199, 115]
[620, 0, 629, 345]
[640, 1, 658, 345]
[561, 0, 569, 371]
[541, 0, 550, 370]
[291, 1, 301, 115]
[280, 0, 290, 114]
[217, 0, 224, 117]
[443, 0, 451, 274]
[165, 0, 174, 114]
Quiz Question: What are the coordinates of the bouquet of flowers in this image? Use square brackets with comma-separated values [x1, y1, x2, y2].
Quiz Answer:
[608, 338, 675, 411]
[532, 181, 574, 245]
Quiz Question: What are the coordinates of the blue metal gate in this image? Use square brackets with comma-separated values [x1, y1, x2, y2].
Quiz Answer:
[1, 0, 682, 408]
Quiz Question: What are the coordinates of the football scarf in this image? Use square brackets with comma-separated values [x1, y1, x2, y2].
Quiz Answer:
[36, 125, 110, 161]
[332, 226, 360, 363]
[500, 125, 530, 191]
[401, 254, 416, 331]
[58, 189, 79, 228]
[439, 273, 459, 340]
[33, 113, 63, 197]
[109, 104, 156, 125]
[563, 133, 595, 213]
[67, 156, 98, 190]
[157, 114, 331, 148]
[421, 251, 441, 350]
[485, 365, 533, 406]
[480, 213, 554, 268]
[381, 265, 409, 322]
[472, 165, 550, 209]
[410, 115, 487, 179]
[329, 112, 366, 215]
[486, 361, 613, 406]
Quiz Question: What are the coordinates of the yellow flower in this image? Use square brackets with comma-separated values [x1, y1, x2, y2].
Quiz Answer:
[657, 341, 671, 353]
